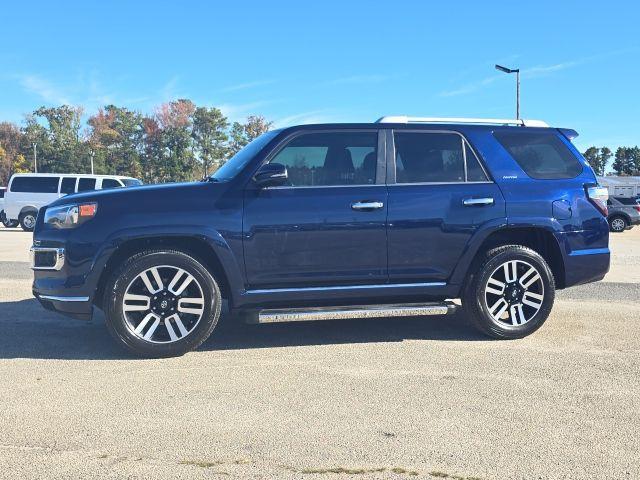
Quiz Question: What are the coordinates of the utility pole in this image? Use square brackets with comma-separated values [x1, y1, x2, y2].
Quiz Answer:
[32, 143, 37, 173]
[495, 64, 521, 119]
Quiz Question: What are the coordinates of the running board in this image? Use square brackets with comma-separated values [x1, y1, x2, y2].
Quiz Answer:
[255, 302, 457, 324]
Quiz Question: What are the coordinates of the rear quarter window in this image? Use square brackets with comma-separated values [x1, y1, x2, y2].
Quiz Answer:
[494, 131, 583, 180]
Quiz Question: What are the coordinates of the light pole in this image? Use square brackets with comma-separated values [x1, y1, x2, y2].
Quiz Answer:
[32, 143, 38, 173]
[495, 64, 520, 119]
[90, 150, 95, 175]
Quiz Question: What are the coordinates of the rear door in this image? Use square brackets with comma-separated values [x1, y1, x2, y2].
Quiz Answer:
[386, 129, 505, 283]
[243, 129, 388, 288]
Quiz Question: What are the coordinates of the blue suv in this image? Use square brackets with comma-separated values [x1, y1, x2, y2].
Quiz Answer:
[31, 117, 611, 357]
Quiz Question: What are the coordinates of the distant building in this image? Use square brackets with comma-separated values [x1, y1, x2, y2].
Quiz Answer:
[598, 176, 640, 197]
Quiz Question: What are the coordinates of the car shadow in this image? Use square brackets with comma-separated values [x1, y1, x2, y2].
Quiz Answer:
[0, 298, 489, 360]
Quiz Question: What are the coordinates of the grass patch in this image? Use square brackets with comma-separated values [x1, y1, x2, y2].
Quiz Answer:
[301, 467, 386, 475]
[391, 467, 419, 476]
[429, 471, 482, 480]
[179, 459, 224, 468]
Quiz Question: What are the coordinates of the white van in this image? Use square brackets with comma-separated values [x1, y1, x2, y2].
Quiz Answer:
[0, 187, 19, 227]
[4, 174, 142, 231]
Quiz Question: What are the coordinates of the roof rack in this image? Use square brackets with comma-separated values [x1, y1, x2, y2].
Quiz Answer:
[375, 116, 549, 128]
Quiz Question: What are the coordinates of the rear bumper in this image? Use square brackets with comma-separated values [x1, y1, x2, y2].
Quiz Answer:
[563, 247, 610, 288]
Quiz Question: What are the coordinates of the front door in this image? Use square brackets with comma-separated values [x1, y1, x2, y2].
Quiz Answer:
[243, 130, 388, 289]
[386, 130, 505, 283]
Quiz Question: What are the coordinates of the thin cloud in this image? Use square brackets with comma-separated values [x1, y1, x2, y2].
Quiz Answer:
[439, 75, 501, 97]
[220, 79, 275, 93]
[272, 110, 340, 128]
[218, 100, 275, 122]
[19, 74, 71, 105]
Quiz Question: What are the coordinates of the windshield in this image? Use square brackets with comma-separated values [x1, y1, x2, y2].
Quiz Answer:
[210, 130, 280, 181]
[122, 178, 143, 186]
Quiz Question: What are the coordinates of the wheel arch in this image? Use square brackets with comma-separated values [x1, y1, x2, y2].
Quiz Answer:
[93, 232, 242, 310]
[452, 225, 566, 290]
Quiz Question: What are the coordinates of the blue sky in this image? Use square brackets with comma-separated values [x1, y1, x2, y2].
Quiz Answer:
[1, 0, 638, 152]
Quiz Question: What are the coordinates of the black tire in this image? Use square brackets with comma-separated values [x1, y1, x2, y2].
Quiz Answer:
[608, 216, 628, 233]
[1, 214, 19, 228]
[462, 245, 555, 339]
[104, 249, 222, 357]
[18, 211, 37, 232]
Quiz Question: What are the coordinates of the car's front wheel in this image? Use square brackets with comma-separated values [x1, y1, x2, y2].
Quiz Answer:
[104, 249, 221, 357]
[463, 245, 555, 339]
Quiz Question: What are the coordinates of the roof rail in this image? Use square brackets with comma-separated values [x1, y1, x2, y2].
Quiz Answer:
[375, 116, 549, 128]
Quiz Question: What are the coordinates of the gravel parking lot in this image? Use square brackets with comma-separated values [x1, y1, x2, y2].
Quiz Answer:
[1, 228, 638, 479]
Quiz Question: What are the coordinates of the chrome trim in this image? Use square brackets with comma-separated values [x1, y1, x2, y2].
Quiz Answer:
[245, 282, 446, 295]
[30, 247, 65, 271]
[258, 302, 456, 323]
[351, 201, 384, 210]
[463, 197, 495, 206]
[38, 295, 89, 302]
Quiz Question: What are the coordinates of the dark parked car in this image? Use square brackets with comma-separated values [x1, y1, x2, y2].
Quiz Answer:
[31, 117, 611, 357]
[607, 196, 640, 232]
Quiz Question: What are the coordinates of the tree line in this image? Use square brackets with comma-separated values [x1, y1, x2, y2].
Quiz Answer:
[582, 146, 640, 177]
[0, 100, 272, 186]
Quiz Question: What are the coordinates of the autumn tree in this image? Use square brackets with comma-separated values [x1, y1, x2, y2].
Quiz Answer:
[192, 107, 228, 177]
[228, 115, 273, 157]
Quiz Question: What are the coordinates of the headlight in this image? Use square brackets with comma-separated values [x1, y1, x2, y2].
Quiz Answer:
[44, 203, 98, 229]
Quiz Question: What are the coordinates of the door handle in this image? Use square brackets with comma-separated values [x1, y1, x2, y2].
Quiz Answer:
[463, 197, 494, 207]
[351, 201, 384, 211]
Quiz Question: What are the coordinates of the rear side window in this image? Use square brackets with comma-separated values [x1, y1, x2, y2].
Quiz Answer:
[10, 176, 59, 193]
[77, 178, 97, 192]
[0, 189, 4, 199]
[101, 179, 123, 189]
[494, 131, 583, 179]
[60, 177, 77, 194]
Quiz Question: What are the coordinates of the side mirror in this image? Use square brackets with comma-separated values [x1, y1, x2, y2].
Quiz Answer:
[254, 163, 288, 187]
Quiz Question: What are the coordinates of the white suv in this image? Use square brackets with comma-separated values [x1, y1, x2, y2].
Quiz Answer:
[4, 173, 142, 231]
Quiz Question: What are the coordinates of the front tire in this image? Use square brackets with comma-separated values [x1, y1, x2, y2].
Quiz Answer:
[462, 245, 555, 339]
[609, 216, 628, 233]
[19, 211, 37, 231]
[104, 249, 221, 357]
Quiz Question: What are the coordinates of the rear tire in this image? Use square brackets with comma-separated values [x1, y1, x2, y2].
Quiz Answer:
[609, 216, 628, 233]
[462, 245, 555, 339]
[1, 212, 19, 228]
[104, 249, 222, 357]
[19, 211, 37, 232]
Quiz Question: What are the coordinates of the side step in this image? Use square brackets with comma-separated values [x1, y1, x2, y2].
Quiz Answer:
[255, 302, 457, 324]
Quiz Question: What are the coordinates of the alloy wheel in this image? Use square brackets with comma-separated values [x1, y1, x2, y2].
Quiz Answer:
[122, 265, 206, 344]
[483, 260, 544, 327]
[611, 218, 626, 232]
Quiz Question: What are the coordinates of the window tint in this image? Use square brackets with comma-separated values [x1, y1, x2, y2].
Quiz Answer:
[77, 178, 96, 192]
[494, 131, 583, 179]
[465, 143, 489, 181]
[10, 176, 59, 193]
[0, 189, 4, 199]
[270, 132, 378, 186]
[614, 197, 636, 206]
[60, 177, 77, 194]
[394, 133, 465, 183]
[101, 178, 123, 189]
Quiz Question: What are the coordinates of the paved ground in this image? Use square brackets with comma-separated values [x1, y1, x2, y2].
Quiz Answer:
[0, 227, 638, 479]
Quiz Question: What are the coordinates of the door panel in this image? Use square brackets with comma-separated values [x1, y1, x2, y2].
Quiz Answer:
[387, 182, 505, 282]
[243, 186, 388, 288]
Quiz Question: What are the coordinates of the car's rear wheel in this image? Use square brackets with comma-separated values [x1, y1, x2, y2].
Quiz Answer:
[462, 245, 555, 339]
[104, 249, 221, 357]
[19, 211, 37, 231]
[1, 213, 19, 228]
[609, 216, 628, 233]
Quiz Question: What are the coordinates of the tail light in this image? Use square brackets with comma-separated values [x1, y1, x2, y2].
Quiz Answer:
[634, 206, 640, 213]
[586, 186, 609, 217]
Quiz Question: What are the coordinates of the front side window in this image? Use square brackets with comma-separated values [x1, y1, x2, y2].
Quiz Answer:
[77, 178, 97, 192]
[269, 131, 378, 187]
[10, 176, 59, 193]
[494, 131, 583, 180]
[101, 179, 123, 189]
[60, 177, 77, 194]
